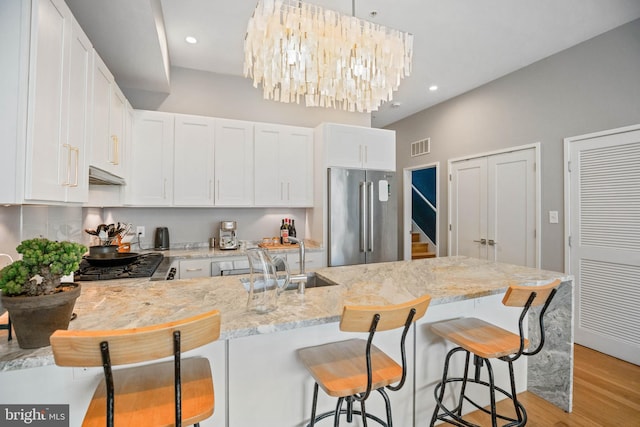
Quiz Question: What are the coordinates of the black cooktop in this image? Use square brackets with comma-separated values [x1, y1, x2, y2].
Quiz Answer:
[75, 252, 164, 281]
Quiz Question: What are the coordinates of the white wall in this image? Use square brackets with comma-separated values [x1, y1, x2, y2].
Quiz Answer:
[389, 19, 640, 272]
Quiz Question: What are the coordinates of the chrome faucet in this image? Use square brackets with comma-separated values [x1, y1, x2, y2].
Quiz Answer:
[287, 237, 306, 293]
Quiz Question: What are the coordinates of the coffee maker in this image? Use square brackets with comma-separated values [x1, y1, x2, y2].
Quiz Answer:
[219, 221, 238, 250]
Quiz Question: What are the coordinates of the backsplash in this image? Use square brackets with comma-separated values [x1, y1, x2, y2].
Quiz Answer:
[0, 206, 309, 256]
[0, 205, 83, 258]
[89, 207, 309, 250]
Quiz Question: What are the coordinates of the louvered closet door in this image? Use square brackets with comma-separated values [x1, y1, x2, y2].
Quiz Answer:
[569, 126, 640, 365]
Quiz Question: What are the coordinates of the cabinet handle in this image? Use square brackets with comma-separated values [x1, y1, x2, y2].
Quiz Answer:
[71, 146, 79, 187]
[368, 181, 373, 252]
[63, 144, 72, 186]
[287, 182, 291, 200]
[209, 180, 213, 201]
[473, 239, 487, 245]
[163, 179, 167, 199]
[216, 180, 220, 200]
[364, 145, 368, 164]
[280, 182, 284, 201]
[186, 268, 203, 272]
[111, 135, 120, 165]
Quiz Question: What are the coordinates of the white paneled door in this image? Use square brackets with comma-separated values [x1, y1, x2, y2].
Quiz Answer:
[449, 147, 538, 267]
[566, 125, 640, 365]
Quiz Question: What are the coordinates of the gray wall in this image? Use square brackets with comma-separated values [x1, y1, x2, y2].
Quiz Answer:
[388, 19, 640, 272]
[126, 66, 371, 128]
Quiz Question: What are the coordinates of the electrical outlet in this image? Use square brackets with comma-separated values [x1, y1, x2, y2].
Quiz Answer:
[549, 211, 559, 224]
[136, 226, 145, 237]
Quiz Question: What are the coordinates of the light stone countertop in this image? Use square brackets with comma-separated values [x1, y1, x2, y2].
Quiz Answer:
[0, 256, 571, 372]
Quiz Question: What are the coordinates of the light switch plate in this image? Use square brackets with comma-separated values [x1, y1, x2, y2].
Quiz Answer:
[549, 210, 559, 224]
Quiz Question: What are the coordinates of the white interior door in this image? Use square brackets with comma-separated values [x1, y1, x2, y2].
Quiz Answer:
[566, 125, 640, 365]
[450, 158, 488, 259]
[487, 149, 536, 266]
[449, 146, 538, 268]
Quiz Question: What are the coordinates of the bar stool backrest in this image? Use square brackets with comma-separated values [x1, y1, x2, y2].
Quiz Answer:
[502, 279, 561, 308]
[339, 294, 431, 333]
[50, 309, 221, 367]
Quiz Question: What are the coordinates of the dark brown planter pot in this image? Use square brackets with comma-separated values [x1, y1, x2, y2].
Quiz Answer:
[1, 283, 81, 349]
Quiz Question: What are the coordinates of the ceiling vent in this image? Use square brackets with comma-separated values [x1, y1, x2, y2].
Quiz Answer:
[410, 138, 430, 157]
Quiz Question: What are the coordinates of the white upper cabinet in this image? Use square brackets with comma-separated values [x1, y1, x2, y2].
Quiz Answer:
[173, 115, 215, 206]
[322, 123, 396, 171]
[128, 112, 314, 208]
[11, 0, 92, 203]
[254, 124, 313, 206]
[90, 50, 127, 178]
[214, 119, 254, 206]
[129, 111, 174, 206]
[63, 18, 92, 202]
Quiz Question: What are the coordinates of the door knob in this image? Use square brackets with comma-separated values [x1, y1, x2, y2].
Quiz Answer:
[488, 239, 497, 246]
[473, 239, 487, 245]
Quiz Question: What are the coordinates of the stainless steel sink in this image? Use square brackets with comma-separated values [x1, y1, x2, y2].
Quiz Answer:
[239, 272, 337, 292]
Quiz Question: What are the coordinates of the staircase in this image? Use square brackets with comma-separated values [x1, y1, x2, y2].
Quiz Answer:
[412, 232, 436, 260]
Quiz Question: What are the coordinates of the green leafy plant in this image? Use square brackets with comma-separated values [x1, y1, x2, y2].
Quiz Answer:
[0, 238, 87, 297]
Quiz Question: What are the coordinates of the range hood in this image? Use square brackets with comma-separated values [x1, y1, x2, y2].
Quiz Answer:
[89, 166, 126, 185]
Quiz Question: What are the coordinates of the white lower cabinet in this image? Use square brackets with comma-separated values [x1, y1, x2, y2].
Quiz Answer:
[0, 340, 227, 427]
[286, 250, 325, 272]
[227, 320, 414, 426]
[178, 258, 213, 279]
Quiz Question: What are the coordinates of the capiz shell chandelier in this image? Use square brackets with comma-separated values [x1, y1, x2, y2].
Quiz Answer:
[243, 0, 413, 113]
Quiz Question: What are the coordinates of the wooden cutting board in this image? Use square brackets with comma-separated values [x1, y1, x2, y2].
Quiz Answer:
[258, 242, 299, 249]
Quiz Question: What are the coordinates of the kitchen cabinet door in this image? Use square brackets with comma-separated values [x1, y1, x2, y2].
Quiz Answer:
[286, 250, 325, 272]
[323, 123, 395, 171]
[23, 0, 71, 202]
[130, 111, 174, 206]
[109, 84, 126, 178]
[214, 119, 254, 206]
[178, 259, 213, 279]
[25, 0, 96, 203]
[254, 124, 313, 206]
[174, 115, 215, 206]
[63, 18, 92, 203]
[89, 51, 127, 177]
[361, 127, 396, 171]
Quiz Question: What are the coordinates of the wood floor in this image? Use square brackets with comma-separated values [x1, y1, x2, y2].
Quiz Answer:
[462, 344, 640, 426]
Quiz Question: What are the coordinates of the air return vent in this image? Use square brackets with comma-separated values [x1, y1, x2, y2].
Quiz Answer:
[410, 138, 430, 157]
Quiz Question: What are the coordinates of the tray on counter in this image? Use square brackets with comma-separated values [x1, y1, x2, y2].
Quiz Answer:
[258, 243, 299, 249]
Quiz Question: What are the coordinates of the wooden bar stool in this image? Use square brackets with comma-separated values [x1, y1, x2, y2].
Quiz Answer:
[298, 294, 431, 426]
[430, 280, 560, 427]
[50, 309, 221, 427]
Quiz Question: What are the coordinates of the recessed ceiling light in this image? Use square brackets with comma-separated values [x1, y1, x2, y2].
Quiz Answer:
[429, 85, 438, 92]
[390, 102, 402, 108]
[185, 36, 198, 44]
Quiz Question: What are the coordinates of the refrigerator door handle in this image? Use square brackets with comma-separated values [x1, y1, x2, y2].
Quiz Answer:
[359, 181, 367, 252]
[368, 181, 374, 252]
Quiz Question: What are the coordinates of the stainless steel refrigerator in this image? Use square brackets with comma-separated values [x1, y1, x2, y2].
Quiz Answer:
[327, 168, 398, 266]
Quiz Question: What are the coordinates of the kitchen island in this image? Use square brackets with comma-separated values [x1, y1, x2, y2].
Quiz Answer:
[0, 256, 573, 426]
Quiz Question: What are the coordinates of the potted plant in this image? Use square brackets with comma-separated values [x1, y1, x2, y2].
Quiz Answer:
[0, 238, 87, 349]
